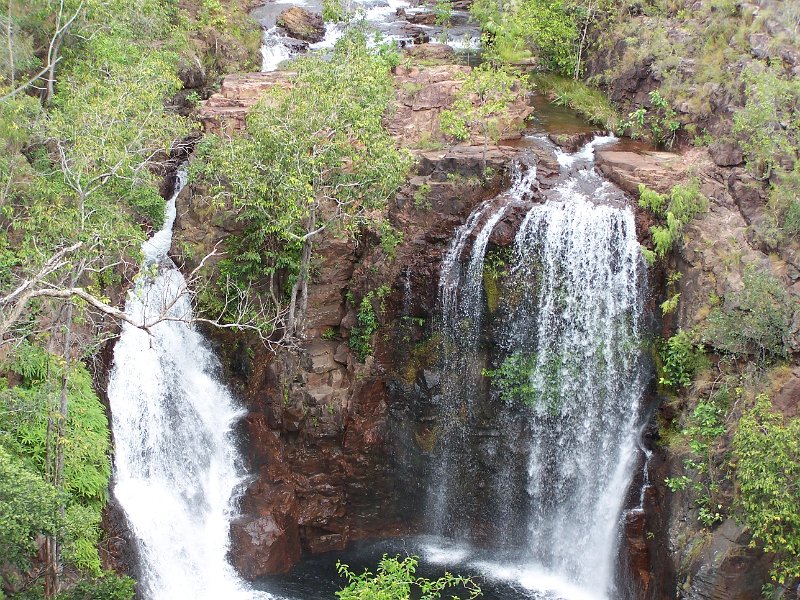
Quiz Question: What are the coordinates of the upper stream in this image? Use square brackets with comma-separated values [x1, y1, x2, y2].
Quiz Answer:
[252, 0, 480, 72]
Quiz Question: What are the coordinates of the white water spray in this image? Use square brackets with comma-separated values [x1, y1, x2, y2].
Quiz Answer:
[107, 172, 268, 600]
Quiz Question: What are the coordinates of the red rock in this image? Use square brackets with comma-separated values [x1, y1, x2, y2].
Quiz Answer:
[277, 7, 325, 43]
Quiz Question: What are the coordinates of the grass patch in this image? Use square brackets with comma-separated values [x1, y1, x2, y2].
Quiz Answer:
[531, 73, 620, 131]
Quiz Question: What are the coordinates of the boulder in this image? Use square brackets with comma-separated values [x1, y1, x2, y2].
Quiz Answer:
[596, 149, 681, 195]
[681, 519, 772, 600]
[405, 43, 456, 62]
[277, 7, 325, 43]
[406, 11, 437, 25]
[230, 482, 301, 577]
[177, 59, 206, 89]
[709, 141, 743, 167]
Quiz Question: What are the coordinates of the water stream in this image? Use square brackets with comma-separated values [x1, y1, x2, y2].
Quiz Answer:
[252, 0, 480, 72]
[107, 172, 267, 600]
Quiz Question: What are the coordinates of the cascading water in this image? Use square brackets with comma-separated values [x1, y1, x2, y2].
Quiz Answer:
[425, 137, 648, 600]
[508, 167, 645, 596]
[253, 0, 480, 74]
[107, 172, 267, 600]
[429, 159, 538, 536]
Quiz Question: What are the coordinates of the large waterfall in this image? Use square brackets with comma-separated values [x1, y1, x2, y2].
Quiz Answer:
[426, 137, 647, 600]
[107, 172, 265, 600]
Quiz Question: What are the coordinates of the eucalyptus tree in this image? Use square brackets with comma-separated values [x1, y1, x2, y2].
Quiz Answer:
[192, 29, 412, 343]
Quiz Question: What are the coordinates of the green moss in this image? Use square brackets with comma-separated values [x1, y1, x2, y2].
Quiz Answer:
[401, 333, 442, 384]
[483, 269, 501, 313]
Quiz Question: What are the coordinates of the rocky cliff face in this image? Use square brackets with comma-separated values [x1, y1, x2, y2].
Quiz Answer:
[597, 143, 800, 597]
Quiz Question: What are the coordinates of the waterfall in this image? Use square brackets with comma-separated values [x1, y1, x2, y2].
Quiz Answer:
[509, 182, 645, 596]
[107, 171, 267, 600]
[429, 160, 537, 536]
[426, 137, 647, 600]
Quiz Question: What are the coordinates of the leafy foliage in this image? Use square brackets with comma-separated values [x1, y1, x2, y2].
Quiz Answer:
[621, 90, 681, 148]
[439, 64, 521, 143]
[191, 30, 411, 330]
[350, 285, 391, 361]
[665, 378, 737, 529]
[471, 0, 588, 76]
[0, 446, 60, 571]
[734, 394, 800, 584]
[336, 555, 481, 600]
[658, 330, 707, 389]
[704, 269, 796, 361]
[531, 73, 620, 130]
[732, 65, 800, 180]
[638, 179, 708, 259]
[483, 351, 567, 413]
[54, 571, 135, 600]
[0, 343, 112, 580]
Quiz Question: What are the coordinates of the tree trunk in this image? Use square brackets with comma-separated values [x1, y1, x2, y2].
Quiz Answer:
[44, 295, 75, 597]
[286, 211, 316, 339]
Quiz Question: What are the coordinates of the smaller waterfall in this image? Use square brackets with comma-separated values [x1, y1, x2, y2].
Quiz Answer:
[429, 160, 537, 536]
[424, 137, 648, 600]
[261, 27, 293, 72]
[108, 172, 268, 600]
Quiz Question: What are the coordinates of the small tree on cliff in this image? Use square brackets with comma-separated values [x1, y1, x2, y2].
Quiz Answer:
[439, 64, 522, 171]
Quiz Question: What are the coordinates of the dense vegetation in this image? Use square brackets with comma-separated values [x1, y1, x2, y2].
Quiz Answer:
[190, 28, 412, 343]
[0, 0, 258, 597]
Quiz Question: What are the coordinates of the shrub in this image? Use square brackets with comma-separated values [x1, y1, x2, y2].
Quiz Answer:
[350, 285, 391, 361]
[638, 179, 708, 260]
[336, 555, 481, 600]
[658, 330, 707, 389]
[732, 65, 800, 179]
[766, 164, 800, 241]
[0, 446, 60, 572]
[621, 90, 681, 148]
[483, 351, 567, 413]
[704, 269, 795, 361]
[734, 394, 800, 584]
[471, 0, 593, 77]
[55, 571, 135, 600]
[439, 64, 521, 144]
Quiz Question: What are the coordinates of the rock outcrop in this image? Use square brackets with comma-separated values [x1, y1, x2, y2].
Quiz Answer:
[276, 7, 325, 43]
[198, 71, 292, 134]
[597, 143, 800, 597]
